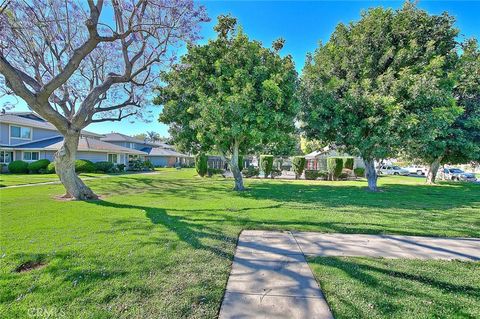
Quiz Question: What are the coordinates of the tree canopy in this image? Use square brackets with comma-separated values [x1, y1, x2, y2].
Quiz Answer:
[299, 2, 462, 191]
[156, 15, 298, 190]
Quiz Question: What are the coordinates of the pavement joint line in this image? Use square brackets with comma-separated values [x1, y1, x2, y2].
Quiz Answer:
[223, 291, 326, 299]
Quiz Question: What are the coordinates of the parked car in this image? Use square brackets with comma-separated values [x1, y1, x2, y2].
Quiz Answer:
[377, 165, 410, 176]
[442, 168, 477, 181]
[404, 165, 428, 176]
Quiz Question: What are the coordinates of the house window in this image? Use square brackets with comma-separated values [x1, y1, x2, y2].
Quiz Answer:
[10, 126, 32, 139]
[23, 151, 39, 161]
[0, 151, 13, 164]
[108, 154, 118, 163]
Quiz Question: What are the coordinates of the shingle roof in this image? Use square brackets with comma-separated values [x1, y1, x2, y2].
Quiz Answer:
[0, 112, 102, 137]
[11, 136, 147, 155]
[101, 132, 156, 145]
[141, 147, 191, 158]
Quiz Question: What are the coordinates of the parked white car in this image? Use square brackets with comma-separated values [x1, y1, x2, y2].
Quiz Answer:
[404, 165, 428, 176]
[377, 165, 410, 176]
[442, 168, 477, 182]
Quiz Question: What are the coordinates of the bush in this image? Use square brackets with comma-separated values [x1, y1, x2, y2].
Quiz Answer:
[28, 159, 50, 173]
[94, 161, 114, 173]
[207, 168, 223, 176]
[292, 156, 306, 179]
[117, 163, 126, 171]
[128, 159, 143, 171]
[317, 171, 328, 180]
[143, 160, 154, 170]
[46, 162, 56, 174]
[8, 160, 29, 174]
[242, 165, 259, 178]
[338, 172, 349, 180]
[343, 157, 354, 170]
[260, 155, 274, 178]
[195, 153, 208, 177]
[354, 167, 365, 177]
[75, 159, 95, 173]
[327, 157, 343, 180]
[304, 170, 318, 180]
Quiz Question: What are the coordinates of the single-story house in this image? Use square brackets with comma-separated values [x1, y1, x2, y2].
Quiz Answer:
[101, 133, 193, 167]
[305, 146, 366, 170]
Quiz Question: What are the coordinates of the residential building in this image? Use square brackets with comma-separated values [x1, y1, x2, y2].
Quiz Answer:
[305, 146, 365, 170]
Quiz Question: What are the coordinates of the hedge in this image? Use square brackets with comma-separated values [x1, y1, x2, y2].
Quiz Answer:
[28, 159, 50, 173]
[75, 159, 95, 173]
[343, 157, 354, 170]
[8, 160, 29, 174]
[354, 167, 365, 177]
[242, 166, 259, 178]
[260, 155, 274, 178]
[304, 170, 318, 180]
[46, 162, 56, 174]
[94, 161, 114, 173]
[195, 153, 208, 177]
[327, 157, 343, 180]
[292, 156, 306, 179]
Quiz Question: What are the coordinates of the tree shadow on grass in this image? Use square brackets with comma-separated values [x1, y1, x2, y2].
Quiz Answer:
[308, 257, 480, 318]
[88, 200, 237, 261]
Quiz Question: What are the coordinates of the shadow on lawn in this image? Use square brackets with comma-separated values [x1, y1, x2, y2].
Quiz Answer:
[308, 257, 479, 317]
[89, 200, 237, 261]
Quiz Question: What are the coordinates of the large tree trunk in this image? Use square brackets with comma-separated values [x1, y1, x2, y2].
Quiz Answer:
[55, 132, 98, 200]
[364, 159, 378, 192]
[426, 155, 443, 185]
[230, 140, 245, 191]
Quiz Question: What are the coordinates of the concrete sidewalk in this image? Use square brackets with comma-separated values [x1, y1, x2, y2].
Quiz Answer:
[219, 230, 480, 318]
[219, 231, 333, 319]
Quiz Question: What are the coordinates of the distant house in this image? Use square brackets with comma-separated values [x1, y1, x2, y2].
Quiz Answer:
[0, 112, 191, 171]
[101, 133, 193, 167]
[206, 155, 252, 170]
[305, 146, 365, 170]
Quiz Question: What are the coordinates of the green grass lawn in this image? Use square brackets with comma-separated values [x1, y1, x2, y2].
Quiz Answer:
[308, 257, 480, 318]
[1, 169, 479, 318]
[0, 172, 144, 187]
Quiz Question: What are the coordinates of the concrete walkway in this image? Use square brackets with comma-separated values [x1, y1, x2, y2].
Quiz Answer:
[219, 230, 480, 319]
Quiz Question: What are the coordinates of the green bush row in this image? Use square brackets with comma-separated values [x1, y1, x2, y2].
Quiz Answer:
[8, 159, 128, 174]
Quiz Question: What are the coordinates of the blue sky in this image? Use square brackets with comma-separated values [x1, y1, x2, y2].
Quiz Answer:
[3, 1, 480, 137]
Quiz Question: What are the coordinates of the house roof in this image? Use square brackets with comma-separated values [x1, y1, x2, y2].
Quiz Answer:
[101, 132, 157, 145]
[0, 112, 102, 137]
[141, 147, 192, 158]
[11, 136, 147, 155]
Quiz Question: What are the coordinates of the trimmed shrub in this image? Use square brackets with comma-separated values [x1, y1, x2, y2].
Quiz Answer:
[304, 170, 318, 180]
[117, 163, 126, 171]
[8, 160, 29, 174]
[195, 153, 208, 177]
[75, 159, 95, 173]
[144, 160, 154, 170]
[327, 157, 343, 180]
[343, 157, 354, 170]
[317, 171, 329, 180]
[94, 161, 114, 173]
[207, 168, 223, 176]
[46, 162, 56, 174]
[238, 155, 244, 171]
[354, 167, 365, 177]
[28, 159, 50, 173]
[292, 156, 306, 179]
[242, 166, 259, 178]
[260, 155, 274, 178]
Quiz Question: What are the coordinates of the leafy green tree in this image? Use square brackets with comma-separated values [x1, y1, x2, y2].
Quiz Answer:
[300, 137, 324, 155]
[406, 38, 480, 183]
[157, 15, 298, 190]
[299, 3, 460, 191]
